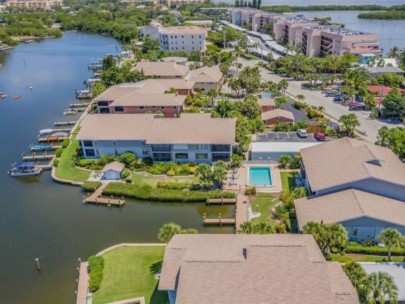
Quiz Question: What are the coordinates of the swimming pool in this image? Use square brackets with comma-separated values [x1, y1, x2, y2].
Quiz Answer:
[248, 167, 273, 186]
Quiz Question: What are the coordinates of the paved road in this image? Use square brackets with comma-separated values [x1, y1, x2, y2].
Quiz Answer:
[238, 58, 403, 143]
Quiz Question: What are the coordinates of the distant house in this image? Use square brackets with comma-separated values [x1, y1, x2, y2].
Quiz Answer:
[364, 66, 404, 77]
[132, 61, 189, 79]
[76, 113, 236, 163]
[101, 162, 125, 180]
[258, 98, 276, 112]
[295, 189, 405, 241]
[158, 234, 359, 304]
[262, 109, 294, 125]
[93, 80, 194, 117]
[300, 137, 405, 201]
[186, 66, 224, 92]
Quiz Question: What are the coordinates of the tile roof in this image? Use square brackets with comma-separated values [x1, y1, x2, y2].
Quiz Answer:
[295, 189, 405, 230]
[261, 109, 294, 121]
[76, 113, 236, 145]
[186, 66, 223, 83]
[300, 137, 405, 192]
[132, 61, 189, 78]
[257, 98, 275, 107]
[158, 234, 359, 304]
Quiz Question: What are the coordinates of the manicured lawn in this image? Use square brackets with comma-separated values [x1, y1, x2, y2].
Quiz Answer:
[251, 194, 278, 225]
[280, 171, 298, 193]
[92, 246, 167, 304]
[55, 135, 90, 182]
[331, 254, 405, 263]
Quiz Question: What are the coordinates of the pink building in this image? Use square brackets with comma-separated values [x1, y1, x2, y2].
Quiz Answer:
[273, 16, 318, 48]
[301, 26, 382, 57]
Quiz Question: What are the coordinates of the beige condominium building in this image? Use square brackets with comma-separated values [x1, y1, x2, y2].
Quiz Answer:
[301, 26, 381, 57]
[159, 26, 206, 54]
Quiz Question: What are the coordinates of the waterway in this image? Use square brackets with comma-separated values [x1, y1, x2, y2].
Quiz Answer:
[0, 32, 233, 304]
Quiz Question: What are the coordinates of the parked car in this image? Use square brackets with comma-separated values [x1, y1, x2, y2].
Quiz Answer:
[314, 132, 326, 141]
[349, 102, 366, 111]
[297, 129, 308, 138]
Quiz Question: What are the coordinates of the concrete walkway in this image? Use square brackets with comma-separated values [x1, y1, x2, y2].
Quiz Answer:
[76, 262, 89, 304]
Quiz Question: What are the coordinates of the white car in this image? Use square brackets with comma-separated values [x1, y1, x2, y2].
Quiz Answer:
[297, 129, 308, 138]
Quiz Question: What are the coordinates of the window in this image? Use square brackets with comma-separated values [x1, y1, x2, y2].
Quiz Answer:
[152, 106, 156, 109]
[352, 228, 358, 237]
[196, 153, 208, 160]
[173, 106, 177, 109]
[152, 144, 171, 152]
[153, 153, 172, 162]
[142, 149, 149, 155]
[160, 106, 165, 110]
[212, 153, 230, 162]
[115, 106, 124, 112]
[175, 153, 188, 159]
[212, 145, 230, 152]
[97, 101, 109, 106]
[85, 149, 95, 157]
[112, 141, 117, 146]
[139, 106, 145, 110]
[94, 141, 98, 146]
[141, 140, 147, 145]
[83, 141, 93, 147]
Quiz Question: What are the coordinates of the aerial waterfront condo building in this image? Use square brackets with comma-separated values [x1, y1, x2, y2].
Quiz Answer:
[230, 8, 382, 57]
[5, 0, 62, 8]
[159, 26, 206, 54]
[76, 113, 236, 163]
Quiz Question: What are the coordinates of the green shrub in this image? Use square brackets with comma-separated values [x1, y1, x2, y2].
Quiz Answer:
[167, 170, 175, 176]
[120, 169, 131, 179]
[307, 109, 324, 119]
[61, 138, 70, 149]
[77, 159, 95, 168]
[55, 148, 64, 158]
[81, 181, 102, 192]
[103, 183, 235, 202]
[53, 159, 59, 167]
[88, 256, 104, 292]
[157, 182, 190, 190]
[293, 101, 307, 110]
[244, 187, 256, 196]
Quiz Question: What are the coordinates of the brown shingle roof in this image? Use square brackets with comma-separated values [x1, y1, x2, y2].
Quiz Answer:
[295, 189, 405, 230]
[76, 113, 236, 145]
[132, 61, 189, 78]
[261, 109, 294, 121]
[300, 137, 405, 192]
[186, 66, 223, 83]
[258, 98, 275, 107]
[159, 234, 359, 304]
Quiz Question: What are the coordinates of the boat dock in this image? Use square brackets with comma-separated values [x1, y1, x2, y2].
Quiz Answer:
[22, 154, 54, 161]
[38, 137, 67, 143]
[54, 121, 77, 126]
[69, 103, 90, 108]
[30, 145, 61, 152]
[206, 198, 237, 205]
[75, 262, 89, 304]
[203, 216, 236, 226]
[83, 184, 125, 207]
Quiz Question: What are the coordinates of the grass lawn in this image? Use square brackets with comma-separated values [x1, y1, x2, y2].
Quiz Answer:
[92, 246, 167, 304]
[331, 254, 405, 263]
[251, 194, 278, 225]
[280, 171, 298, 193]
[55, 134, 90, 182]
[131, 172, 198, 187]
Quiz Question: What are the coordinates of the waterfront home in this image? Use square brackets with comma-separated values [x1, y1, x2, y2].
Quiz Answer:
[132, 61, 189, 79]
[158, 26, 207, 54]
[158, 234, 359, 304]
[299, 137, 405, 201]
[261, 109, 294, 125]
[185, 66, 224, 92]
[364, 66, 405, 77]
[93, 80, 194, 117]
[76, 113, 236, 163]
[295, 189, 405, 241]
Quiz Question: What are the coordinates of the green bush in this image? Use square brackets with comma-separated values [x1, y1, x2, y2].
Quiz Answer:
[103, 183, 235, 202]
[120, 169, 131, 179]
[77, 159, 95, 168]
[307, 109, 324, 119]
[53, 159, 59, 167]
[293, 101, 307, 110]
[244, 187, 256, 196]
[88, 256, 104, 292]
[81, 181, 102, 192]
[61, 138, 70, 149]
[55, 148, 64, 158]
[156, 182, 190, 190]
[347, 243, 405, 256]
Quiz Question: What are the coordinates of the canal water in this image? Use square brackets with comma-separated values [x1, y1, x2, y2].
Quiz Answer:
[0, 32, 233, 304]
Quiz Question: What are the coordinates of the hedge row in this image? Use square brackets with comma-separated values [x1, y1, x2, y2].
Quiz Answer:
[156, 182, 191, 190]
[81, 181, 102, 192]
[103, 183, 235, 202]
[88, 256, 104, 292]
[347, 244, 405, 256]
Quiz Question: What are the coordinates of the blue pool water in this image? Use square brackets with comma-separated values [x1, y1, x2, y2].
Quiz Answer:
[249, 167, 273, 186]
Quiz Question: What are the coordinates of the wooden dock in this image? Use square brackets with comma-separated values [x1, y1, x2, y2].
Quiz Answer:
[22, 154, 54, 161]
[76, 262, 89, 304]
[84, 184, 125, 207]
[206, 198, 237, 205]
[38, 137, 67, 143]
[69, 103, 90, 108]
[203, 218, 236, 226]
[54, 121, 77, 126]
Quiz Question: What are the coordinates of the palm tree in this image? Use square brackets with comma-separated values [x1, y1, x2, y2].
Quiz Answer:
[378, 228, 404, 262]
[278, 79, 289, 95]
[342, 261, 369, 302]
[365, 272, 398, 304]
[296, 94, 305, 102]
[275, 96, 288, 109]
[157, 223, 182, 243]
[388, 46, 400, 59]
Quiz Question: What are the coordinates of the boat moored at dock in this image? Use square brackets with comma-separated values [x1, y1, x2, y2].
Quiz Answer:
[8, 162, 42, 177]
[30, 144, 61, 152]
[75, 89, 92, 99]
[63, 109, 78, 115]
